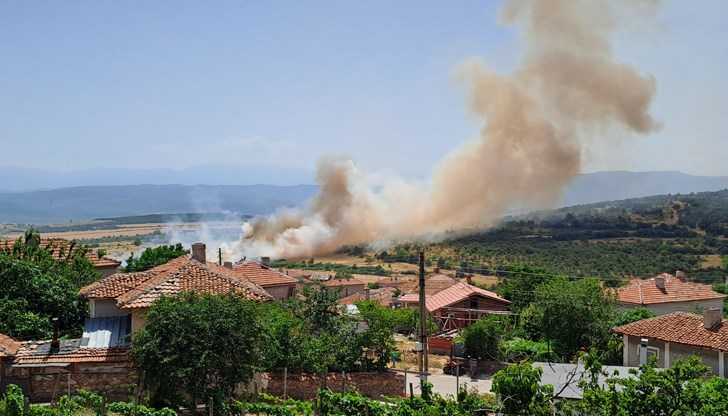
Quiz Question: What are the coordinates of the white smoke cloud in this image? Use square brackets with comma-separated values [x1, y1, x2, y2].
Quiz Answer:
[223, 0, 661, 260]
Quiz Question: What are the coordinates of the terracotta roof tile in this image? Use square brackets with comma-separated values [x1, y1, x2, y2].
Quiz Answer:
[230, 262, 299, 288]
[338, 287, 399, 307]
[618, 274, 725, 305]
[399, 293, 425, 304]
[80, 255, 273, 309]
[0, 333, 21, 358]
[0, 238, 121, 268]
[79, 256, 186, 299]
[613, 312, 728, 351]
[425, 282, 510, 312]
[14, 339, 129, 365]
[377, 276, 415, 289]
[324, 278, 365, 287]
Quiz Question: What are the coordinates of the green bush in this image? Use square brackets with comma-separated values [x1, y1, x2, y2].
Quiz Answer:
[500, 337, 558, 362]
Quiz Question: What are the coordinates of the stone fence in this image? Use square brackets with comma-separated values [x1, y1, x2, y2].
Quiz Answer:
[262, 371, 404, 400]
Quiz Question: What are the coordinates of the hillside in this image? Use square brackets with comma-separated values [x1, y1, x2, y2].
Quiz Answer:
[2, 170, 728, 224]
[363, 189, 728, 284]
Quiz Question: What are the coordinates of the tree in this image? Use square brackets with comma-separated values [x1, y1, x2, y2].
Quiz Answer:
[491, 361, 554, 415]
[497, 264, 560, 312]
[492, 351, 727, 415]
[123, 243, 189, 272]
[0, 230, 97, 338]
[528, 278, 616, 359]
[130, 292, 262, 412]
[574, 353, 720, 415]
[354, 301, 409, 371]
[457, 315, 507, 360]
[611, 306, 656, 327]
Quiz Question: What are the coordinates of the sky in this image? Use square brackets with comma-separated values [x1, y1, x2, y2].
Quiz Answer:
[1, 0, 727, 183]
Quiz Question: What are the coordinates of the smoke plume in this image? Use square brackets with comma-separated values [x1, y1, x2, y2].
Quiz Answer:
[225, 0, 660, 259]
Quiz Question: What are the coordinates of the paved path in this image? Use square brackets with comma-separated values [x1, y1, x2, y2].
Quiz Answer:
[395, 370, 493, 398]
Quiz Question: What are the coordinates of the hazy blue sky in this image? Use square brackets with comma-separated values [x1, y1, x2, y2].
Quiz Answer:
[1, 0, 726, 182]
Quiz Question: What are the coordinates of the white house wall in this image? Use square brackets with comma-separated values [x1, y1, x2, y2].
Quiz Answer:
[90, 299, 123, 318]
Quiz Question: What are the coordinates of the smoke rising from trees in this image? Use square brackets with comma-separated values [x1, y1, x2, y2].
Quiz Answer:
[225, 0, 661, 259]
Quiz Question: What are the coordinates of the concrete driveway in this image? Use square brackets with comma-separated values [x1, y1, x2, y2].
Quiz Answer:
[395, 370, 493, 398]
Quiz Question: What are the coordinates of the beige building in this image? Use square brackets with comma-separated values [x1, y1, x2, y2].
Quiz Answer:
[613, 310, 728, 377]
[79, 243, 272, 332]
[323, 277, 366, 299]
[617, 273, 725, 315]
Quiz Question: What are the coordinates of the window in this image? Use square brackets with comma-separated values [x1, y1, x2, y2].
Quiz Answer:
[638, 345, 660, 359]
[469, 298, 478, 309]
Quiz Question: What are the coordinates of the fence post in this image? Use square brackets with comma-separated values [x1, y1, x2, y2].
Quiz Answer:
[283, 367, 288, 399]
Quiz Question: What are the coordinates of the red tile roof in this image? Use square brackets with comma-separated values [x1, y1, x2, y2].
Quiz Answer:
[613, 312, 728, 351]
[14, 339, 129, 365]
[377, 276, 415, 289]
[231, 261, 299, 288]
[80, 255, 272, 309]
[79, 256, 186, 299]
[0, 238, 121, 268]
[398, 292, 423, 304]
[618, 274, 726, 305]
[338, 287, 399, 307]
[425, 282, 510, 312]
[0, 333, 21, 358]
[324, 278, 365, 287]
[280, 269, 312, 279]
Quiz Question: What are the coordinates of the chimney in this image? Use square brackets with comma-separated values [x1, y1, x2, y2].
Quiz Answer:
[365, 288, 371, 301]
[676, 270, 685, 281]
[191, 243, 206, 263]
[223, 261, 233, 269]
[466, 275, 473, 285]
[654, 276, 666, 290]
[703, 308, 722, 329]
[261, 256, 271, 266]
[50, 318, 60, 352]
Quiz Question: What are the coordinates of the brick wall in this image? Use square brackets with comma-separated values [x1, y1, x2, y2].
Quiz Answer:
[28, 362, 135, 403]
[262, 371, 404, 400]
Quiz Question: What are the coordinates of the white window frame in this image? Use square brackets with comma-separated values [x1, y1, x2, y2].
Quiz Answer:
[638, 345, 660, 359]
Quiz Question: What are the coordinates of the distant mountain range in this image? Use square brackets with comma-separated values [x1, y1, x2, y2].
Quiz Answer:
[0, 169, 727, 224]
[0, 184, 319, 223]
[0, 164, 316, 192]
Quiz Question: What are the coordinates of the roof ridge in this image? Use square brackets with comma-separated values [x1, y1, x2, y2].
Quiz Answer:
[200, 261, 272, 299]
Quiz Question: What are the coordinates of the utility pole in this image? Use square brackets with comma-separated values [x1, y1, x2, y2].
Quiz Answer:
[418, 251, 428, 383]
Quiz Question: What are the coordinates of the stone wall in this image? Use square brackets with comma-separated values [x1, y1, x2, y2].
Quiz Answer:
[262, 371, 404, 400]
[29, 362, 135, 403]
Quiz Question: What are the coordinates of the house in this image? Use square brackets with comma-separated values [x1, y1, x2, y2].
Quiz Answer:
[0, 237, 122, 277]
[618, 272, 725, 315]
[79, 243, 272, 332]
[227, 261, 299, 300]
[424, 282, 511, 331]
[337, 287, 399, 308]
[0, 332, 22, 392]
[280, 269, 333, 282]
[613, 309, 728, 377]
[0, 321, 133, 402]
[376, 276, 415, 291]
[398, 270, 459, 308]
[323, 277, 366, 299]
